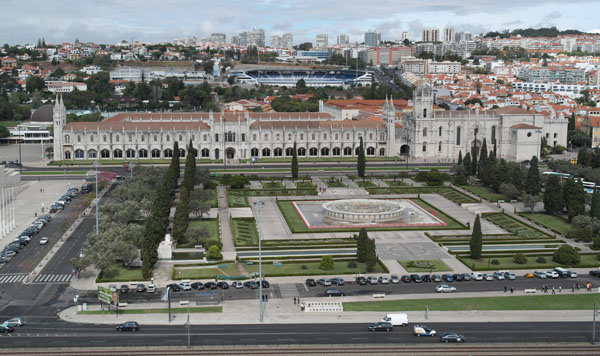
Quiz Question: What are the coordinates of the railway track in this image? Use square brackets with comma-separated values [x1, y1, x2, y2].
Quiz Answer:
[1, 344, 599, 356]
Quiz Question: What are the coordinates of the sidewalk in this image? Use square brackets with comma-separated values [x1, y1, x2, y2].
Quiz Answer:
[59, 289, 597, 326]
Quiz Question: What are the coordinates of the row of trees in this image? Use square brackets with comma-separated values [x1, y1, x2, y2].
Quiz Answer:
[356, 228, 377, 272]
[543, 176, 587, 221]
[173, 140, 197, 244]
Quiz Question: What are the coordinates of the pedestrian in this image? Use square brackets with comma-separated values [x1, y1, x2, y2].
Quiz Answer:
[576, 283, 580, 290]
[294, 297, 297, 305]
[552, 286, 555, 295]
[265, 294, 268, 302]
[504, 285, 507, 293]
[559, 286, 562, 293]
[542, 284, 545, 293]
[510, 287, 513, 294]
[572, 285, 575, 293]
[301, 302, 305, 311]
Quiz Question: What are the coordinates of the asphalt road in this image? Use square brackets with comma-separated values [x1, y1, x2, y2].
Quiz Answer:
[0, 321, 595, 348]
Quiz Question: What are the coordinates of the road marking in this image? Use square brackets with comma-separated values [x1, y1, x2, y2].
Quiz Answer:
[32, 274, 72, 284]
[0, 274, 26, 284]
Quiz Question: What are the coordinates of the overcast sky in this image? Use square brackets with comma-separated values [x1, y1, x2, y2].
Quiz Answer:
[2, 0, 599, 46]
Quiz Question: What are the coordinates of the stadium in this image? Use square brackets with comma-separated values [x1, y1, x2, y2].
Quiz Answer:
[229, 69, 373, 87]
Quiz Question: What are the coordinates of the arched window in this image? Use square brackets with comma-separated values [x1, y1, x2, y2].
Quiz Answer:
[128, 134, 132, 142]
[379, 148, 385, 156]
[75, 149, 84, 158]
[65, 151, 71, 159]
[179, 135, 183, 141]
[251, 148, 259, 157]
[203, 134, 207, 141]
[262, 148, 271, 157]
[77, 135, 81, 143]
[285, 147, 293, 156]
[141, 135, 144, 142]
[323, 133, 327, 140]
[335, 133, 339, 140]
[179, 149, 186, 157]
[151, 149, 160, 158]
[90, 135, 94, 143]
[423, 128, 427, 137]
[274, 148, 283, 156]
[456, 127, 461, 145]
[366, 147, 375, 156]
[139, 149, 148, 158]
[355, 147, 360, 155]
[309, 147, 318, 156]
[438, 141, 442, 152]
[166, 135, 170, 142]
[380, 133, 385, 141]
[474, 127, 479, 136]
[192, 148, 198, 157]
[276, 134, 280, 140]
[288, 134, 292, 141]
[264, 134, 269, 141]
[300, 133, 304, 140]
[126, 149, 135, 158]
[201, 148, 210, 158]
[423, 108, 427, 118]
[115, 135, 119, 142]
[321, 147, 330, 156]
[253, 134, 257, 141]
[164, 149, 173, 158]
[103, 135, 107, 142]
[113, 149, 123, 158]
[298, 147, 306, 156]
[100, 149, 110, 158]
[491, 126, 497, 145]
[154, 135, 158, 142]
[87, 149, 97, 159]
[422, 142, 427, 152]
[439, 126, 443, 136]
[344, 147, 352, 156]
[64, 135, 70, 143]
[241, 134, 245, 142]
[214, 149, 219, 160]
[369, 133, 373, 140]
[346, 133, 350, 140]
[311, 133, 315, 140]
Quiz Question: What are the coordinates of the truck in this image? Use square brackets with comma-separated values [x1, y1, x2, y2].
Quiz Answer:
[381, 313, 408, 327]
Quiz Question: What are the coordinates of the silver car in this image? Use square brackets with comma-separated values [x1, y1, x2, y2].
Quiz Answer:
[390, 274, 400, 284]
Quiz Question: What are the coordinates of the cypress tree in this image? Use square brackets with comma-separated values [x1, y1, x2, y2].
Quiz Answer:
[173, 141, 180, 178]
[357, 136, 366, 179]
[478, 138, 488, 179]
[366, 238, 377, 272]
[592, 189, 600, 220]
[356, 228, 368, 262]
[543, 176, 563, 215]
[463, 152, 472, 176]
[568, 112, 575, 131]
[291, 141, 298, 178]
[511, 164, 523, 192]
[469, 215, 482, 259]
[562, 178, 576, 213]
[471, 145, 478, 177]
[457, 150, 463, 166]
[568, 180, 586, 221]
[525, 156, 540, 195]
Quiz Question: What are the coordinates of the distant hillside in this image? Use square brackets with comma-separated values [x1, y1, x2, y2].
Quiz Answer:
[484, 26, 588, 38]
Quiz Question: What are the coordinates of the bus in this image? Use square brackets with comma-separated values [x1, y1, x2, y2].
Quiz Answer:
[542, 171, 572, 180]
[81, 182, 94, 194]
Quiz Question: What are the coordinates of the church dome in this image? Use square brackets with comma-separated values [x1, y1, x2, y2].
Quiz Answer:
[30, 104, 54, 122]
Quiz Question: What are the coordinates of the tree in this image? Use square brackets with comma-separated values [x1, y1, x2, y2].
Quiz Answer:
[366, 238, 377, 272]
[462, 152, 472, 176]
[189, 189, 212, 218]
[513, 253, 528, 264]
[592, 189, 600, 220]
[319, 255, 334, 270]
[185, 224, 210, 245]
[297, 42, 312, 51]
[229, 175, 249, 189]
[578, 148, 590, 167]
[471, 145, 478, 177]
[552, 245, 580, 266]
[457, 151, 463, 166]
[592, 236, 600, 250]
[26, 76, 45, 93]
[357, 136, 366, 179]
[469, 215, 482, 259]
[562, 178, 577, 213]
[522, 193, 540, 213]
[511, 164, 524, 191]
[291, 141, 298, 178]
[525, 156, 540, 195]
[173, 141, 180, 178]
[0, 126, 9, 139]
[296, 79, 307, 93]
[567, 180, 586, 221]
[477, 139, 488, 179]
[568, 113, 576, 131]
[356, 228, 369, 262]
[499, 183, 520, 200]
[207, 245, 222, 260]
[543, 176, 564, 215]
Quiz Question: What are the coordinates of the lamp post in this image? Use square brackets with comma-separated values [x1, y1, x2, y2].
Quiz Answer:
[91, 161, 99, 234]
[17, 121, 22, 174]
[252, 200, 264, 322]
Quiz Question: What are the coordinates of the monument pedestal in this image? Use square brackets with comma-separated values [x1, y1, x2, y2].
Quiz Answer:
[158, 233, 173, 260]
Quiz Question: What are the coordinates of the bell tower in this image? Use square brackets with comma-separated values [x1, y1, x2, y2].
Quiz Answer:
[52, 94, 66, 161]
[383, 96, 397, 156]
[413, 82, 434, 120]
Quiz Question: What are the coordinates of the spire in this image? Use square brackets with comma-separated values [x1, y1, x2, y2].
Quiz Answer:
[389, 95, 394, 109]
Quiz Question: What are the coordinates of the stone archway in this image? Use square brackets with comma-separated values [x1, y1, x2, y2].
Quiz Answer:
[400, 144, 410, 155]
[226, 147, 236, 159]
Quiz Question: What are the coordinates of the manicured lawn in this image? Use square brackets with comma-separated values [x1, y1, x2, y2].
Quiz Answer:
[458, 253, 600, 270]
[520, 213, 570, 236]
[262, 182, 285, 189]
[398, 259, 452, 272]
[173, 262, 244, 280]
[231, 218, 259, 246]
[96, 265, 146, 283]
[0, 121, 17, 127]
[355, 180, 377, 188]
[384, 180, 408, 187]
[227, 188, 318, 208]
[366, 186, 478, 205]
[178, 218, 220, 248]
[207, 188, 218, 208]
[484, 213, 551, 239]
[461, 185, 505, 202]
[343, 294, 600, 312]
[295, 181, 316, 189]
[244, 260, 385, 277]
[79, 306, 222, 314]
[324, 178, 346, 188]
[227, 191, 249, 207]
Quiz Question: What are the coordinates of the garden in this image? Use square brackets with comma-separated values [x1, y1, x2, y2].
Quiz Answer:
[231, 218, 259, 246]
[398, 259, 452, 272]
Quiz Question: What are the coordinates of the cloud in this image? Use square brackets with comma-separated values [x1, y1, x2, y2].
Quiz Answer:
[408, 20, 423, 40]
[535, 11, 562, 27]
[375, 18, 402, 39]
[271, 22, 292, 32]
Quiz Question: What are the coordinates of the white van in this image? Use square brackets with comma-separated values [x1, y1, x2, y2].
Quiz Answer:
[381, 313, 408, 326]
[470, 272, 483, 281]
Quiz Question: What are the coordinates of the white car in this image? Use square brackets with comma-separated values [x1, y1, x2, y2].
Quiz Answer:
[39, 237, 49, 245]
[435, 284, 456, 293]
[147, 284, 156, 293]
[367, 276, 378, 285]
[179, 281, 192, 291]
[231, 281, 244, 289]
[483, 273, 494, 281]
[470, 272, 483, 281]
[493, 271, 505, 280]
[390, 275, 400, 284]
[545, 270, 559, 279]
[504, 272, 516, 280]
[378, 276, 390, 284]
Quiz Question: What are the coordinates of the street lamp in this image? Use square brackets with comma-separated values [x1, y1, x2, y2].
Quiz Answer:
[251, 200, 265, 322]
[91, 161, 99, 234]
[17, 121, 22, 174]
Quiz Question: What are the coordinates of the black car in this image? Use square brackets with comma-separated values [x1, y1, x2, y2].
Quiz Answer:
[204, 282, 217, 290]
[452, 274, 464, 282]
[462, 273, 472, 281]
[306, 278, 317, 287]
[244, 281, 258, 289]
[410, 274, 422, 283]
[324, 289, 345, 297]
[167, 283, 181, 292]
[355, 276, 367, 285]
[590, 270, 600, 278]
[116, 321, 139, 332]
[440, 332, 465, 343]
[421, 275, 432, 283]
[119, 285, 129, 293]
[217, 281, 229, 289]
[0, 324, 14, 333]
[191, 282, 205, 290]
[367, 321, 393, 332]
[261, 280, 270, 288]
[401, 275, 411, 283]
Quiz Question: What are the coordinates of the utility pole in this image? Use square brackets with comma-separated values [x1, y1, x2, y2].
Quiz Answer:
[252, 200, 265, 322]
[92, 161, 99, 234]
[594, 299, 598, 344]
[187, 303, 191, 348]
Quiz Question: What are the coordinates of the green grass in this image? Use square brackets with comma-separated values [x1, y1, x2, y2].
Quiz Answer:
[227, 188, 317, 208]
[276, 198, 466, 233]
[96, 265, 146, 283]
[323, 178, 346, 188]
[231, 218, 259, 246]
[458, 253, 600, 270]
[262, 182, 285, 189]
[366, 186, 478, 205]
[173, 262, 244, 280]
[355, 180, 377, 188]
[240, 157, 403, 163]
[520, 213, 570, 236]
[398, 259, 452, 272]
[0, 121, 17, 127]
[384, 180, 408, 187]
[178, 219, 220, 248]
[227, 191, 249, 207]
[78, 306, 222, 315]
[343, 294, 600, 312]
[21, 171, 88, 175]
[484, 213, 551, 239]
[244, 260, 385, 277]
[461, 185, 506, 202]
[295, 181, 316, 189]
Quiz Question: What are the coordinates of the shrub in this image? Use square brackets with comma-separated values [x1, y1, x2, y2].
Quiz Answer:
[347, 261, 357, 268]
[319, 255, 334, 270]
[207, 245, 222, 260]
[593, 236, 600, 250]
[453, 173, 468, 186]
[568, 227, 593, 242]
[490, 259, 500, 265]
[513, 253, 528, 265]
[553, 245, 580, 266]
[301, 265, 307, 270]
[202, 239, 223, 250]
[535, 256, 547, 263]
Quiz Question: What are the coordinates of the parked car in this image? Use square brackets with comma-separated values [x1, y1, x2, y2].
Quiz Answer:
[119, 285, 129, 293]
[413, 324, 436, 336]
[567, 271, 578, 278]
[482, 273, 494, 281]
[317, 278, 332, 286]
[204, 282, 217, 290]
[0, 324, 14, 333]
[524, 272, 534, 278]
[493, 271, 505, 280]
[39, 237, 49, 245]
[147, 284, 156, 293]
[461, 273, 472, 281]
[410, 274, 422, 283]
[179, 281, 192, 291]
[390, 274, 400, 284]
[441, 274, 454, 282]
[167, 283, 181, 292]
[545, 270, 559, 279]
[324, 289, 345, 297]
[400, 275, 411, 283]
[231, 281, 244, 289]
[431, 274, 442, 282]
[504, 272, 516, 280]
[421, 275, 432, 283]
[243, 281, 258, 289]
[435, 284, 457, 293]
[367, 321, 393, 332]
[136, 284, 145, 292]
[355, 276, 367, 285]
[116, 321, 139, 332]
[378, 276, 390, 284]
[261, 280, 270, 288]
[590, 270, 600, 278]
[305, 278, 317, 287]
[367, 276, 379, 285]
[3, 317, 24, 327]
[470, 272, 484, 281]
[451, 274, 463, 282]
[109, 284, 117, 292]
[217, 281, 229, 289]
[330, 277, 345, 286]
[440, 332, 465, 343]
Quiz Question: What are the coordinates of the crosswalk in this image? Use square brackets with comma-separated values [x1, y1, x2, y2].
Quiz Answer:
[0, 274, 27, 284]
[32, 274, 73, 284]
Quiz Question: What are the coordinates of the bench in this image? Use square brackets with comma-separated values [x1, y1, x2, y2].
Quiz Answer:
[117, 302, 128, 307]
[524, 288, 536, 294]
[179, 300, 189, 306]
[373, 293, 385, 299]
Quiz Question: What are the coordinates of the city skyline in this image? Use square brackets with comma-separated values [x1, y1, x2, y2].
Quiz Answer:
[1, 0, 599, 45]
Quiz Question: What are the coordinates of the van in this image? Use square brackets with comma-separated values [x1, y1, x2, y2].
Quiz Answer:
[470, 272, 483, 281]
[381, 313, 408, 327]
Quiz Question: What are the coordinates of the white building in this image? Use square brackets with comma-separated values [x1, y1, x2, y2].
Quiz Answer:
[337, 34, 349, 45]
[46, 81, 87, 93]
[443, 28, 455, 43]
[316, 34, 329, 48]
[281, 33, 293, 49]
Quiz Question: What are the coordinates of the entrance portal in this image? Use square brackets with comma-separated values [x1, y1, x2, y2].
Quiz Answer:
[226, 148, 236, 159]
